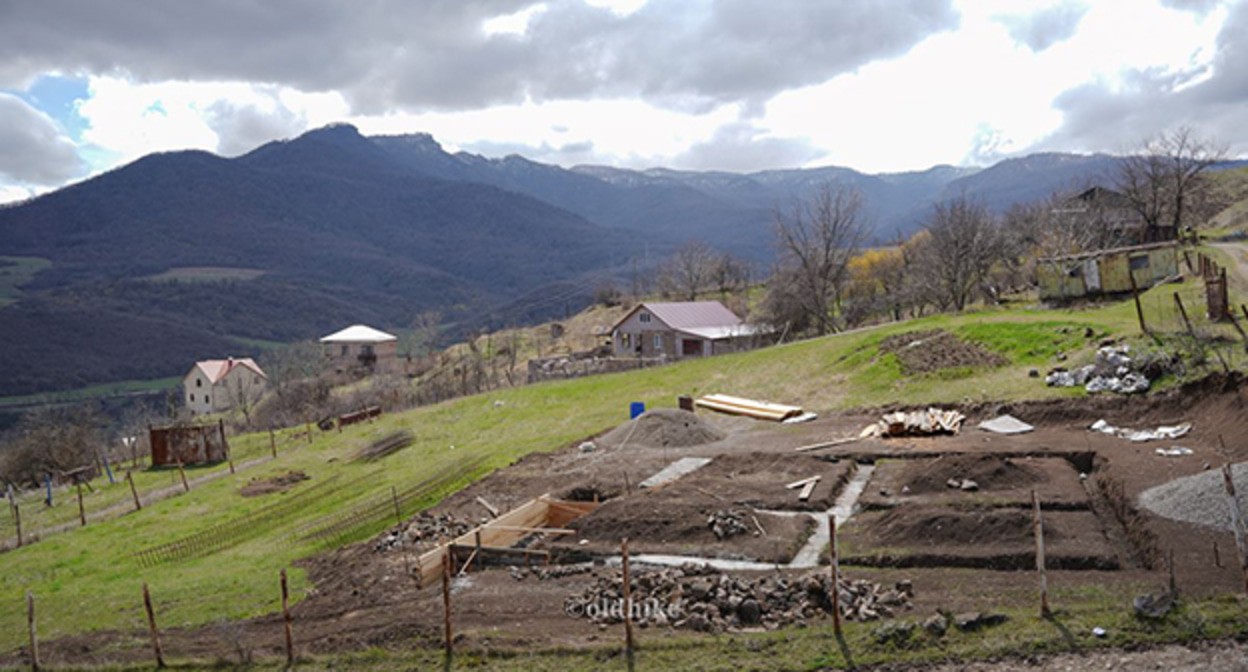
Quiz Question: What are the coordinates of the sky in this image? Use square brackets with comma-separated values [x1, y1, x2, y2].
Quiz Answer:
[1, 0, 1246, 204]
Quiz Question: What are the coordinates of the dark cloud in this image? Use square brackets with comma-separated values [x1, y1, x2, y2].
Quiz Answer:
[1033, 2, 1248, 157]
[668, 122, 824, 172]
[0, 0, 958, 114]
[0, 94, 85, 185]
[995, 2, 1088, 52]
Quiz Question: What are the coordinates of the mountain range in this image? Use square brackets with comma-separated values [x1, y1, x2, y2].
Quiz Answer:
[0, 123, 1132, 397]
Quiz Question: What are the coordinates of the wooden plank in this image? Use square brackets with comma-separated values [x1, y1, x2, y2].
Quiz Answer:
[798, 480, 818, 501]
[475, 496, 500, 518]
[794, 437, 859, 452]
[694, 397, 793, 421]
[786, 475, 821, 490]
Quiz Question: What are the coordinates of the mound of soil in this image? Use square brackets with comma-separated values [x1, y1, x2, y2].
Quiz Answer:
[873, 506, 1046, 546]
[879, 329, 1008, 374]
[239, 470, 309, 497]
[904, 454, 1047, 494]
[598, 408, 726, 448]
[1139, 462, 1248, 532]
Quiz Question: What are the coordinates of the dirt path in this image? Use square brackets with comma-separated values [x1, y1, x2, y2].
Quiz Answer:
[1211, 241, 1248, 293]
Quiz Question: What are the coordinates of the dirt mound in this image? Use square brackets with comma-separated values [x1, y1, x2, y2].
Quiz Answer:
[239, 470, 309, 497]
[879, 329, 1008, 374]
[903, 455, 1048, 494]
[598, 408, 726, 448]
[874, 506, 1050, 546]
[1139, 462, 1248, 532]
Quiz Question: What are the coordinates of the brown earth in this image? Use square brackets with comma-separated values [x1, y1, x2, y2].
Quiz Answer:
[879, 329, 1009, 374]
[238, 469, 310, 497]
[596, 407, 726, 448]
[7, 375, 1248, 668]
[860, 455, 1091, 510]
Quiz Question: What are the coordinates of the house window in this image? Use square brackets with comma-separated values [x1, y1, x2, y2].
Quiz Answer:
[341, 345, 349, 356]
[362, 344, 375, 356]
[653, 334, 663, 351]
[190, 393, 195, 402]
[196, 378, 202, 387]
[1129, 255, 1150, 271]
[204, 395, 210, 405]
[639, 313, 651, 323]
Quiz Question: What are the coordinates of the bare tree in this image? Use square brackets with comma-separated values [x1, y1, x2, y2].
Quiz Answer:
[920, 195, 1002, 311]
[0, 404, 105, 488]
[766, 184, 870, 335]
[657, 240, 718, 301]
[1116, 127, 1227, 241]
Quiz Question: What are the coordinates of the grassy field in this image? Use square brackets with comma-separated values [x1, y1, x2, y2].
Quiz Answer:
[142, 267, 267, 283]
[1, 280, 1244, 665]
[0, 255, 51, 308]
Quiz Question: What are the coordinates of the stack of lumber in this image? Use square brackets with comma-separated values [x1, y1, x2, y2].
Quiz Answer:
[694, 394, 803, 421]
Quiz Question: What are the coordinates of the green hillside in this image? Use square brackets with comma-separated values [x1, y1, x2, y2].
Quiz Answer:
[1, 281, 1243, 664]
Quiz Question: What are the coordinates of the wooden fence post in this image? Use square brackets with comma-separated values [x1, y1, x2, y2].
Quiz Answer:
[441, 551, 453, 660]
[127, 471, 142, 511]
[1174, 292, 1197, 338]
[281, 569, 294, 667]
[621, 537, 635, 664]
[142, 583, 166, 668]
[176, 461, 189, 493]
[13, 504, 21, 548]
[76, 483, 86, 527]
[1129, 272, 1148, 334]
[828, 516, 842, 635]
[27, 591, 38, 672]
[1221, 464, 1248, 594]
[1033, 490, 1050, 616]
[270, 429, 277, 459]
[392, 486, 402, 527]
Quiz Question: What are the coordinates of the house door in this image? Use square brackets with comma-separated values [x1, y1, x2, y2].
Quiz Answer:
[681, 339, 702, 357]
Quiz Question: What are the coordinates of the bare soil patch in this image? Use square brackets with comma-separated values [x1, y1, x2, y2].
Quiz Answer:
[879, 329, 1008, 374]
[555, 500, 814, 563]
[841, 506, 1119, 570]
[860, 455, 1090, 510]
[238, 470, 310, 497]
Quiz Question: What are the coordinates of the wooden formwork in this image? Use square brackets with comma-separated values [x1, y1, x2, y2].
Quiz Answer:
[414, 494, 598, 587]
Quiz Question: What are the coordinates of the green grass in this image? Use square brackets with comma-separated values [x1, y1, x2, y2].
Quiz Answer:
[0, 255, 51, 308]
[2, 284, 1246, 664]
[143, 267, 266, 283]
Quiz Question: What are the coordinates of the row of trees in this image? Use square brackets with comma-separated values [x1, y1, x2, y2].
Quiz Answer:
[757, 127, 1228, 337]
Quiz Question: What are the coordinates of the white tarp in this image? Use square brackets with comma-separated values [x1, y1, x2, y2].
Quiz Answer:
[977, 414, 1035, 435]
[1090, 419, 1191, 442]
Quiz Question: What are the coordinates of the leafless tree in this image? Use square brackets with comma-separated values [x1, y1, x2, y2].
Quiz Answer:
[1116, 127, 1227, 240]
[766, 184, 870, 335]
[711, 253, 751, 297]
[920, 195, 1002, 311]
[657, 240, 718, 301]
[0, 404, 105, 488]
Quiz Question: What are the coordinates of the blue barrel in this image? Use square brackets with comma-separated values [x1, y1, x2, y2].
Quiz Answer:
[630, 401, 646, 419]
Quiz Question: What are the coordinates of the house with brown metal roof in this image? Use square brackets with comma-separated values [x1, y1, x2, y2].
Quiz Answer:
[610, 301, 760, 359]
[182, 357, 267, 416]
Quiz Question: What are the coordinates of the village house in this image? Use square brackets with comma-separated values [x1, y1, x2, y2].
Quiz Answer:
[610, 301, 760, 359]
[1037, 241, 1180, 301]
[320, 324, 399, 374]
[1052, 186, 1169, 247]
[182, 357, 267, 416]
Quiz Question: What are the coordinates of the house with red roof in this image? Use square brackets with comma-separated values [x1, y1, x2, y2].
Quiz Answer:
[609, 301, 761, 359]
[182, 357, 268, 416]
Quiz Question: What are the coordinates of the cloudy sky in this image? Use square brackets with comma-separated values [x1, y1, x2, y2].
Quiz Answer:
[1, 0, 1245, 203]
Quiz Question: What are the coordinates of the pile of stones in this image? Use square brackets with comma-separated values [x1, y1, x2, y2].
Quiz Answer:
[510, 563, 596, 581]
[374, 512, 471, 553]
[564, 563, 913, 633]
[707, 509, 752, 539]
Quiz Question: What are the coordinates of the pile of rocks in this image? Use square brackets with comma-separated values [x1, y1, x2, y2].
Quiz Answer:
[707, 510, 752, 539]
[564, 563, 913, 633]
[374, 513, 471, 553]
[1045, 344, 1152, 394]
[510, 563, 595, 581]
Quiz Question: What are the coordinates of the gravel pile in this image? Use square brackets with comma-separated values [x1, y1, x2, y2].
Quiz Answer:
[599, 409, 727, 448]
[564, 563, 913, 633]
[373, 512, 471, 553]
[510, 563, 595, 581]
[1138, 462, 1248, 531]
